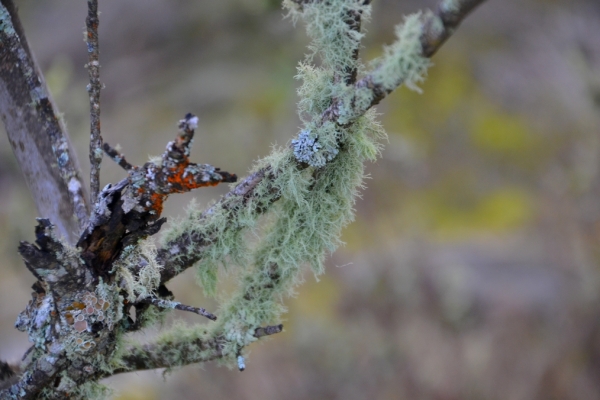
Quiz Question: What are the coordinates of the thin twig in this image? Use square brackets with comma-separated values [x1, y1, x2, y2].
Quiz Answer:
[141, 297, 217, 321]
[342, 0, 371, 85]
[86, 0, 102, 203]
[102, 143, 133, 171]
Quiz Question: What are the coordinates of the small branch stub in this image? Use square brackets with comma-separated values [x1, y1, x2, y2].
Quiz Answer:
[254, 324, 284, 338]
[237, 355, 246, 372]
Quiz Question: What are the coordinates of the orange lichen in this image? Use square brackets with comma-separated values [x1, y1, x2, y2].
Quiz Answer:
[70, 302, 86, 310]
[149, 192, 165, 215]
[165, 160, 221, 193]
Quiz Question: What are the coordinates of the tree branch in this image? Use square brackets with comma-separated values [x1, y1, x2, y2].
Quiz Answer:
[354, 0, 486, 110]
[86, 0, 103, 203]
[421, 0, 483, 58]
[112, 333, 225, 374]
[158, 0, 486, 284]
[254, 324, 284, 338]
[0, 0, 90, 244]
[111, 323, 283, 375]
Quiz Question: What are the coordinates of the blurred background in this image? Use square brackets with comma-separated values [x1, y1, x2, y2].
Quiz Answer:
[1, 0, 600, 398]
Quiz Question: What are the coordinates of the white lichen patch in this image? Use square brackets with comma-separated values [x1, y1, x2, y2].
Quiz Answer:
[68, 177, 82, 194]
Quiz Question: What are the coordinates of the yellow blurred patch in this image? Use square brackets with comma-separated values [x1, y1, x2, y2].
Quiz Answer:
[470, 106, 537, 156]
[288, 275, 341, 325]
[401, 182, 533, 240]
[45, 55, 74, 100]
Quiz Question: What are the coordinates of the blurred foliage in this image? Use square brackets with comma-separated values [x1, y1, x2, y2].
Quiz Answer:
[2, 0, 600, 399]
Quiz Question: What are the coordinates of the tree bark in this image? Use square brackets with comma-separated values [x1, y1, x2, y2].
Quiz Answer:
[0, 0, 89, 244]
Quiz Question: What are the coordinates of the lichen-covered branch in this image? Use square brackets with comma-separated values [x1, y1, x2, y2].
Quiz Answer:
[154, 0, 485, 374]
[1, 1, 486, 398]
[351, 0, 486, 111]
[86, 0, 103, 203]
[0, 115, 236, 399]
[158, 165, 278, 283]
[109, 323, 283, 376]
[158, 0, 486, 284]
[1, 352, 66, 400]
[0, 0, 89, 244]
[111, 331, 225, 374]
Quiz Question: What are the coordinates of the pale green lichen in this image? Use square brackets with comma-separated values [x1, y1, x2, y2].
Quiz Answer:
[114, 239, 161, 302]
[68, 381, 112, 400]
[144, 0, 429, 371]
[213, 111, 384, 359]
[370, 12, 432, 94]
[161, 195, 259, 297]
[284, 0, 370, 72]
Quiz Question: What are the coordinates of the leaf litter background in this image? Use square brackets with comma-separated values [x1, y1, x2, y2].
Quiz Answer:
[1, 0, 600, 399]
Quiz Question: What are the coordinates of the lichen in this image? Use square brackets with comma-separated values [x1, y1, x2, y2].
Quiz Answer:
[283, 0, 371, 72]
[114, 239, 161, 302]
[369, 12, 432, 94]
[156, 0, 389, 367]
[0, 4, 17, 36]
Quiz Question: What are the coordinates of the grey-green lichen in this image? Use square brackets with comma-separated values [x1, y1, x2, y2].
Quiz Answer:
[135, 0, 432, 372]
[284, 0, 370, 72]
[0, 4, 17, 36]
[46, 380, 111, 400]
[369, 12, 432, 94]
[161, 196, 258, 297]
[216, 112, 384, 358]
[115, 239, 161, 302]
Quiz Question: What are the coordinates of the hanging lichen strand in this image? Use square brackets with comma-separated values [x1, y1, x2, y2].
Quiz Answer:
[154, 0, 431, 366]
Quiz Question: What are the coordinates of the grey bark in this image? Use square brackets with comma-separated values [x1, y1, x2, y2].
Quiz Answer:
[0, 0, 89, 244]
